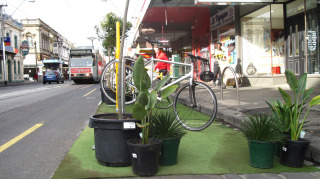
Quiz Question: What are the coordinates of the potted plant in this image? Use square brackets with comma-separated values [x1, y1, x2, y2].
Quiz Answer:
[127, 56, 178, 176]
[240, 114, 285, 169]
[150, 111, 187, 166]
[278, 69, 320, 168]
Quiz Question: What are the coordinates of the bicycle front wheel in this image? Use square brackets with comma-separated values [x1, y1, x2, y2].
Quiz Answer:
[173, 81, 218, 131]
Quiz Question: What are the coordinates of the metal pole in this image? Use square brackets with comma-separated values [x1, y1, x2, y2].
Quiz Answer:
[34, 41, 38, 77]
[1, 5, 7, 85]
[118, 0, 130, 115]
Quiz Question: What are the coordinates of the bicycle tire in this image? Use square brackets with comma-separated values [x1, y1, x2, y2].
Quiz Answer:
[173, 81, 218, 131]
[100, 59, 137, 105]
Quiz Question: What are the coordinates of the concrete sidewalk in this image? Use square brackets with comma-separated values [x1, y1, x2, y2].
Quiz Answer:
[202, 82, 320, 164]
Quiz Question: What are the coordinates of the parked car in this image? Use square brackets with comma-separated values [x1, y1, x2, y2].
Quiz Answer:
[43, 70, 64, 84]
[23, 74, 30, 80]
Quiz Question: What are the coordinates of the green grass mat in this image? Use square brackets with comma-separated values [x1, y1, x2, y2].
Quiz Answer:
[52, 103, 320, 178]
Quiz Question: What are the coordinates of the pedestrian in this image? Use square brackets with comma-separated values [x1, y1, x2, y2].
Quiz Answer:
[212, 42, 225, 86]
[34, 73, 38, 81]
[154, 48, 170, 76]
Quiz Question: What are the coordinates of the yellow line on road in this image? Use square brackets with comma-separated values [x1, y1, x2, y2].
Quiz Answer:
[83, 88, 97, 97]
[0, 123, 43, 153]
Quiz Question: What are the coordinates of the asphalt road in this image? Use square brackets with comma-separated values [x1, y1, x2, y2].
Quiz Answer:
[0, 81, 101, 179]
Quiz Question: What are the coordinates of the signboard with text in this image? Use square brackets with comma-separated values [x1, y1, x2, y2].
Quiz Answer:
[210, 6, 235, 30]
[70, 68, 92, 73]
[307, 31, 317, 51]
[20, 40, 30, 56]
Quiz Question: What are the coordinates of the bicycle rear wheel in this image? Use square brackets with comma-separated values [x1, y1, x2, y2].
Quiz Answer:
[173, 81, 217, 131]
[100, 59, 137, 105]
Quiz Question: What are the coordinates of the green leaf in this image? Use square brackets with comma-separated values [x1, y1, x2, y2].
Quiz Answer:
[146, 90, 158, 111]
[278, 87, 291, 105]
[161, 85, 179, 99]
[155, 74, 171, 92]
[285, 69, 298, 91]
[310, 95, 320, 107]
[137, 91, 149, 106]
[303, 87, 314, 102]
[133, 56, 151, 92]
[133, 102, 147, 120]
[136, 122, 149, 128]
[296, 73, 307, 98]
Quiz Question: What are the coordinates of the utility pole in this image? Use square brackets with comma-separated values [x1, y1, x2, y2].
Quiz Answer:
[34, 41, 38, 77]
[1, 4, 8, 85]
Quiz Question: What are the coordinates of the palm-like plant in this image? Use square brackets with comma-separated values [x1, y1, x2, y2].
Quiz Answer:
[150, 111, 187, 139]
[240, 114, 285, 143]
[279, 70, 320, 141]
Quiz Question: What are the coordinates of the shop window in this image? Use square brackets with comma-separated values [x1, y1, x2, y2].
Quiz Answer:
[271, 4, 285, 74]
[241, 5, 271, 75]
[306, 0, 319, 74]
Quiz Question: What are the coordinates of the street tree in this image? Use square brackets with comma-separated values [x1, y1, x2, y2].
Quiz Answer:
[95, 12, 132, 61]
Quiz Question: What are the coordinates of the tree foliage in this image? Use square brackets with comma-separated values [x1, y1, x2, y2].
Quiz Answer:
[95, 12, 132, 58]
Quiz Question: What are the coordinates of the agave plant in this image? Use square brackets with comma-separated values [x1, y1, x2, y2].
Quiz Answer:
[150, 111, 187, 139]
[240, 114, 285, 143]
[278, 69, 320, 141]
[132, 56, 178, 144]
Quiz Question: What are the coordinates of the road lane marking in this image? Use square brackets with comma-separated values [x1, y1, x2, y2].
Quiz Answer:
[83, 88, 97, 97]
[0, 123, 43, 153]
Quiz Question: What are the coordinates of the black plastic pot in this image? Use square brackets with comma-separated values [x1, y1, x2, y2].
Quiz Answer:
[159, 137, 181, 166]
[100, 88, 116, 104]
[280, 138, 310, 168]
[89, 113, 140, 167]
[127, 138, 162, 176]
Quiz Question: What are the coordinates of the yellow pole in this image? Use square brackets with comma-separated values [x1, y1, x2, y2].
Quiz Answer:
[116, 22, 120, 112]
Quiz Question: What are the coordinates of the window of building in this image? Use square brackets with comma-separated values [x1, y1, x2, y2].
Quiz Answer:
[6, 32, 9, 37]
[27, 36, 33, 47]
[271, 4, 285, 74]
[241, 5, 271, 75]
[306, 0, 319, 74]
[18, 61, 21, 74]
[14, 35, 18, 49]
[14, 61, 17, 74]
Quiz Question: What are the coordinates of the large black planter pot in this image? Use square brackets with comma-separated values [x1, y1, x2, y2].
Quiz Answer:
[127, 138, 162, 176]
[100, 87, 116, 104]
[89, 113, 140, 167]
[159, 137, 181, 166]
[280, 138, 310, 168]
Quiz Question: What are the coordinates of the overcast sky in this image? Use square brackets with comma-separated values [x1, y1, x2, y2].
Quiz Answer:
[4, 0, 139, 52]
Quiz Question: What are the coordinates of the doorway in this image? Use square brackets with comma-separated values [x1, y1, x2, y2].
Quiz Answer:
[286, 15, 305, 76]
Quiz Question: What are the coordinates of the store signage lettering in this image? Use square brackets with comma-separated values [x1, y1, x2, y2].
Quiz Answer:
[71, 68, 91, 73]
[307, 31, 317, 51]
[210, 6, 235, 30]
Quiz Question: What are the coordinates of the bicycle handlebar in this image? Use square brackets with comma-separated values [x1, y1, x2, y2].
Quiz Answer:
[187, 54, 209, 63]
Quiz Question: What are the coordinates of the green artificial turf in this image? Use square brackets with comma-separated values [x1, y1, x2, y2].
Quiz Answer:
[52, 103, 320, 178]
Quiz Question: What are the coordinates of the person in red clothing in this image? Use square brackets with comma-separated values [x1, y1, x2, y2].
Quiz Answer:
[154, 48, 170, 76]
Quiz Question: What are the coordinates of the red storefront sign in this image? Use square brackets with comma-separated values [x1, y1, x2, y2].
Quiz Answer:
[71, 68, 91, 73]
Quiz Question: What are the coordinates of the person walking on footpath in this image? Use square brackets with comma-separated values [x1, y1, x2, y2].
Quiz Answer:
[212, 42, 225, 87]
[154, 48, 170, 76]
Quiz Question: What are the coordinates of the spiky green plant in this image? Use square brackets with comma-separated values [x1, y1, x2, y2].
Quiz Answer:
[278, 69, 320, 141]
[150, 111, 187, 139]
[240, 114, 285, 143]
[132, 56, 178, 144]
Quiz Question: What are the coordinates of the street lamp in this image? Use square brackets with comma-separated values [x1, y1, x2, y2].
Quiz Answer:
[87, 37, 97, 49]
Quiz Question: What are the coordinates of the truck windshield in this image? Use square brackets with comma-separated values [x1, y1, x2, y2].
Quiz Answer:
[70, 58, 93, 67]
